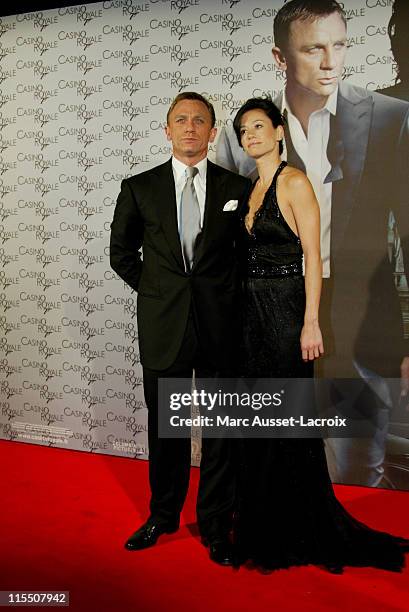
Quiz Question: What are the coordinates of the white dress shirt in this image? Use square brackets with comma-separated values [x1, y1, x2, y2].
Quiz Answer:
[171, 156, 207, 237]
[281, 88, 338, 278]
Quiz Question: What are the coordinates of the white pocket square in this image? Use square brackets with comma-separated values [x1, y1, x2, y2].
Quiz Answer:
[223, 200, 238, 211]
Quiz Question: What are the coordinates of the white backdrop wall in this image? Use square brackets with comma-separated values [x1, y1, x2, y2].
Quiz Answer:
[0, 0, 400, 471]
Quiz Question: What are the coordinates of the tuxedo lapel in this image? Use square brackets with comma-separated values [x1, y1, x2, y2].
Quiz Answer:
[153, 159, 230, 271]
[192, 161, 228, 269]
[325, 112, 344, 184]
[273, 93, 307, 172]
[153, 159, 185, 270]
[283, 120, 306, 172]
[331, 83, 373, 254]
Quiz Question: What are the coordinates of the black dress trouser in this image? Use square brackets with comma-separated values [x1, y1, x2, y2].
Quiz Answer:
[142, 312, 238, 541]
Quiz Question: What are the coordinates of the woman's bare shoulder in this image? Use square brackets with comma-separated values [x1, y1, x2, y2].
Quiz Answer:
[281, 165, 312, 193]
[281, 164, 307, 182]
[282, 166, 314, 206]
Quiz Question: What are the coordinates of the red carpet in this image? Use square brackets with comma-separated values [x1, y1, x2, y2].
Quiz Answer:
[1, 439, 409, 612]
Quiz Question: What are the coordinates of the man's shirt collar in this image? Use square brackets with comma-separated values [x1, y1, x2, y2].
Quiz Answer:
[172, 156, 207, 182]
[281, 86, 338, 118]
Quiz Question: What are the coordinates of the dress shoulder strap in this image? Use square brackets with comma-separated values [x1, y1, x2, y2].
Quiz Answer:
[272, 161, 287, 186]
[268, 161, 287, 216]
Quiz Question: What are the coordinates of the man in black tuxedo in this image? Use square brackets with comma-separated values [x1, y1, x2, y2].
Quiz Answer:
[217, 0, 409, 487]
[110, 92, 250, 564]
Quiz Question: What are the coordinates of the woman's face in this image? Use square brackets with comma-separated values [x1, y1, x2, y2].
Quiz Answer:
[239, 108, 283, 159]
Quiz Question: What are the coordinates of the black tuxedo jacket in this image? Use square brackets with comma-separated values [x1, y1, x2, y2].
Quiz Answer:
[110, 158, 251, 371]
[217, 82, 409, 377]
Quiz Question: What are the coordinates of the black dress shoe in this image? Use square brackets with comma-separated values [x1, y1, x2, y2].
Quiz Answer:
[202, 537, 234, 566]
[125, 521, 178, 551]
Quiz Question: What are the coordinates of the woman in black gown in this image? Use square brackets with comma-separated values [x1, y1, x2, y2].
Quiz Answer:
[232, 97, 409, 573]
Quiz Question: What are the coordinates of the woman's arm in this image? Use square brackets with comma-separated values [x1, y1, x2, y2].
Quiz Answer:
[287, 170, 324, 362]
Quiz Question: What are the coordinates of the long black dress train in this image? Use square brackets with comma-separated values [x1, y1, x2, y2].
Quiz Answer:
[236, 161, 409, 573]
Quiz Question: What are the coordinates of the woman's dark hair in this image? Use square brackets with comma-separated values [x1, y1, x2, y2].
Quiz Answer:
[233, 97, 285, 155]
[388, 0, 409, 83]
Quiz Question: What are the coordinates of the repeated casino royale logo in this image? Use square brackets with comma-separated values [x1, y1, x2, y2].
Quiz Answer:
[0, 0, 397, 461]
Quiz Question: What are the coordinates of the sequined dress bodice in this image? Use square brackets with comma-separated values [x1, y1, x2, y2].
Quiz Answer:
[244, 161, 303, 278]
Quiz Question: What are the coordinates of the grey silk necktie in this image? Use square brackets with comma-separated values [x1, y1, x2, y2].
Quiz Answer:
[180, 166, 200, 271]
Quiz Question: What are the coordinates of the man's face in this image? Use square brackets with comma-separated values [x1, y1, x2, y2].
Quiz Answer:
[274, 12, 347, 100]
[165, 99, 216, 163]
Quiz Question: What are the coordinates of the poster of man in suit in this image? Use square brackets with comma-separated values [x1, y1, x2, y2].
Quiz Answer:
[217, 0, 409, 487]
